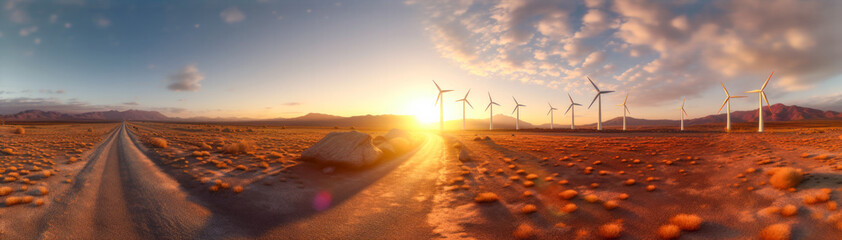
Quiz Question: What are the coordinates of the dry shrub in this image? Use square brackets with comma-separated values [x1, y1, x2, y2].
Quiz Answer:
[513, 223, 535, 239]
[34, 198, 44, 206]
[149, 137, 168, 148]
[598, 223, 622, 239]
[657, 224, 681, 239]
[559, 190, 578, 200]
[0, 186, 12, 196]
[14, 127, 25, 134]
[584, 194, 599, 203]
[525, 173, 538, 180]
[603, 200, 619, 210]
[42, 170, 51, 177]
[198, 142, 212, 150]
[474, 192, 499, 203]
[233, 185, 243, 193]
[192, 151, 210, 157]
[759, 223, 790, 240]
[561, 203, 578, 213]
[36, 186, 48, 196]
[618, 193, 629, 200]
[1, 148, 15, 155]
[223, 140, 254, 155]
[521, 204, 537, 214]
[769, 167, 802, 189]
[780, 204, 797, 217]
[21, 196, 33, 204]
[646, 185, 657, 191]
[624, 179, 636, 185]
[669, 214, 702, 231]
[5, 196, 22, 206]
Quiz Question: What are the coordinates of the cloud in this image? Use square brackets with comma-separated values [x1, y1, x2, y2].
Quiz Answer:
[282, 102, 301, 106]
[166, 64, 204, 92]
[220, 7, 246, 23]
[19, 26, 37, 36]
[412, 0, 842, 106]
[94, 16, 110, 27]
[49, 14, 57, 23]
[0, 97, 113, 114]
[123, 101, 139, 106]
[39, 89, 65, 94]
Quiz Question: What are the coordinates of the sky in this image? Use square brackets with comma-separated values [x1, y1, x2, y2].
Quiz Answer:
[1, 0, 841, 127]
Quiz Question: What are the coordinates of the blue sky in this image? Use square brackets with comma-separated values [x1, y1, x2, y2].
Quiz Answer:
[1, 0, 841, 126]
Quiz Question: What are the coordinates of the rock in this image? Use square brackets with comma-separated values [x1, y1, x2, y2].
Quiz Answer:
[372, 135, 387, 146]
[301, 131, 383, 168]
[769, 167, 803, 189]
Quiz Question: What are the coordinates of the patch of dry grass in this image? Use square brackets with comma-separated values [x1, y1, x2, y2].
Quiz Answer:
[781, 204, 798, 217]
[759, 223, 790, 240]
[149, 137, 168, 148]
[521, 204, 537, 214]
[0, 186, 12, 196]
[669, 214, 702, 231]
[223, 140, 255, 155]
[233, 185, 243, 193]
[14, 126, 25, 134]
[513, 223, 534, 239]
[561, 203, 577, 213]
[559, 189, 578, 200]
[474, 192, 499, 203]
[769, 167, 802, 189]
[598, 223, 622, 239]
[657, 224, 681, 239]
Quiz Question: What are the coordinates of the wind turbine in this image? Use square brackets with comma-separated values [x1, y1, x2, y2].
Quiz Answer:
[677, 97, 688, 131]
[718, 82, 746, 132]
[512, 97, 526, 130]
[455, 89, 473, 130]
[587, 77, 614, 131]
[547, 102, 558, 129]
[485, 92, 501, 130]
[745, 71, 774, 133]
[433, 80, 453, 131]
[564, 93, 582, 129]
[617, 93, 631, 131]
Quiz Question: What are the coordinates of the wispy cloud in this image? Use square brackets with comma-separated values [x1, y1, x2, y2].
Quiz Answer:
[282, 102, 301, 106]
[123, 101, 139, 106]
[94, 16, 110, 28]
[166, 64, 204, 92]
[412, 0, 842, 106]
[220, 7, 246, 23]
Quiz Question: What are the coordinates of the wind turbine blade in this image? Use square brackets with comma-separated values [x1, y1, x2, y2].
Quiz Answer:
[762, 71, 773, 91]
[435, 93, 441, 106]
[493, 102, 501, 106]
[682, 108, 688, 117]
[564, 105, 573, 115]
[745, 90, 762, 93]
[601, 91, 615, 94]
[455, 99, 463, 102]
[625, 106, 631, 115]
[588, 94, 599, 109]
[488, 92, 492, 102]
[433, 80, 441, 91]
[512, 106, 518, 115]
[623, 93, 628, 105]
[547, 109, 552, 116]
[465, 89, 471, 99]
[485, 103, 492, 112]
[587, 77, 600, 91]
[574, 103, 582, 106]
[721, 82, 730, 97]
[762, 92, 770, 109]
[467, 100, 474, 109]
[718, 97, 728, 113]
[548, 102, 552, 108]
[512, 96, 519, 105]
[731, 96, 747, 98]
[568, 93, 574, 104]
[681, 97, 686, 108]
[443, 90, 453, 93]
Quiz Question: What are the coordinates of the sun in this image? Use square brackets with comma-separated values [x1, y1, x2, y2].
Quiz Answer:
[405, 98, 440, 124]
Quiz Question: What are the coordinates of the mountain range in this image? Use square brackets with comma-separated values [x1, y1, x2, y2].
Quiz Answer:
[2, 104, 840, 130]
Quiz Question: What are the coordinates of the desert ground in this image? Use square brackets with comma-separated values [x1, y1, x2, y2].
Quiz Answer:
[1, 121, 841, 239]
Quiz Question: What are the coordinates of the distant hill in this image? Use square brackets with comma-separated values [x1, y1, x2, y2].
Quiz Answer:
[2, 104, 838, 129]
[1, 109, 169, 122]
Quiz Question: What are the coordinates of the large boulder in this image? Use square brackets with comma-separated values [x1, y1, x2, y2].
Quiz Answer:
[301, 131, 383, 168]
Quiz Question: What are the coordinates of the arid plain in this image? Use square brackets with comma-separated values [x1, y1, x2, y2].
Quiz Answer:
[1, 122, 842, 239]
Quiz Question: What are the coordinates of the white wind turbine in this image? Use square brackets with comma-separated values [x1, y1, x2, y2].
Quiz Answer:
[547, 102, 558, 129]
[512, 97, 526, 130]
[745, 71, 774, 133]
[617, 93, 631, 131]
[485, 92, 501, 130]
[677, 97, 688, 131]
[718, 82, 746, 132]
[587, 77, 614, 131]
[455, 89, 473, 130]
[433, 80, 453, 131]
[564, 93, 582, 129]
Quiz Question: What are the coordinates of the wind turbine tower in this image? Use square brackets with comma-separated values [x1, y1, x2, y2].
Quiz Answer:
[678, 97, 688, 131]
[617, 93, 631, 131]
[485, 92, 501, 130]
[745, 71, 774, 132]
[718, 82, 746, 132]
[564, 93, 582, 129]
[547, 102, 558, 129]
[587, 77, 614, 131]
[455, 89, 473, 130]
[512, 97, 526, 130]
[433, 80, 453, 131]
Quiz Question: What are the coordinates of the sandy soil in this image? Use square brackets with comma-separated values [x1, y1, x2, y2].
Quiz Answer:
[2, 121, 841, 239]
